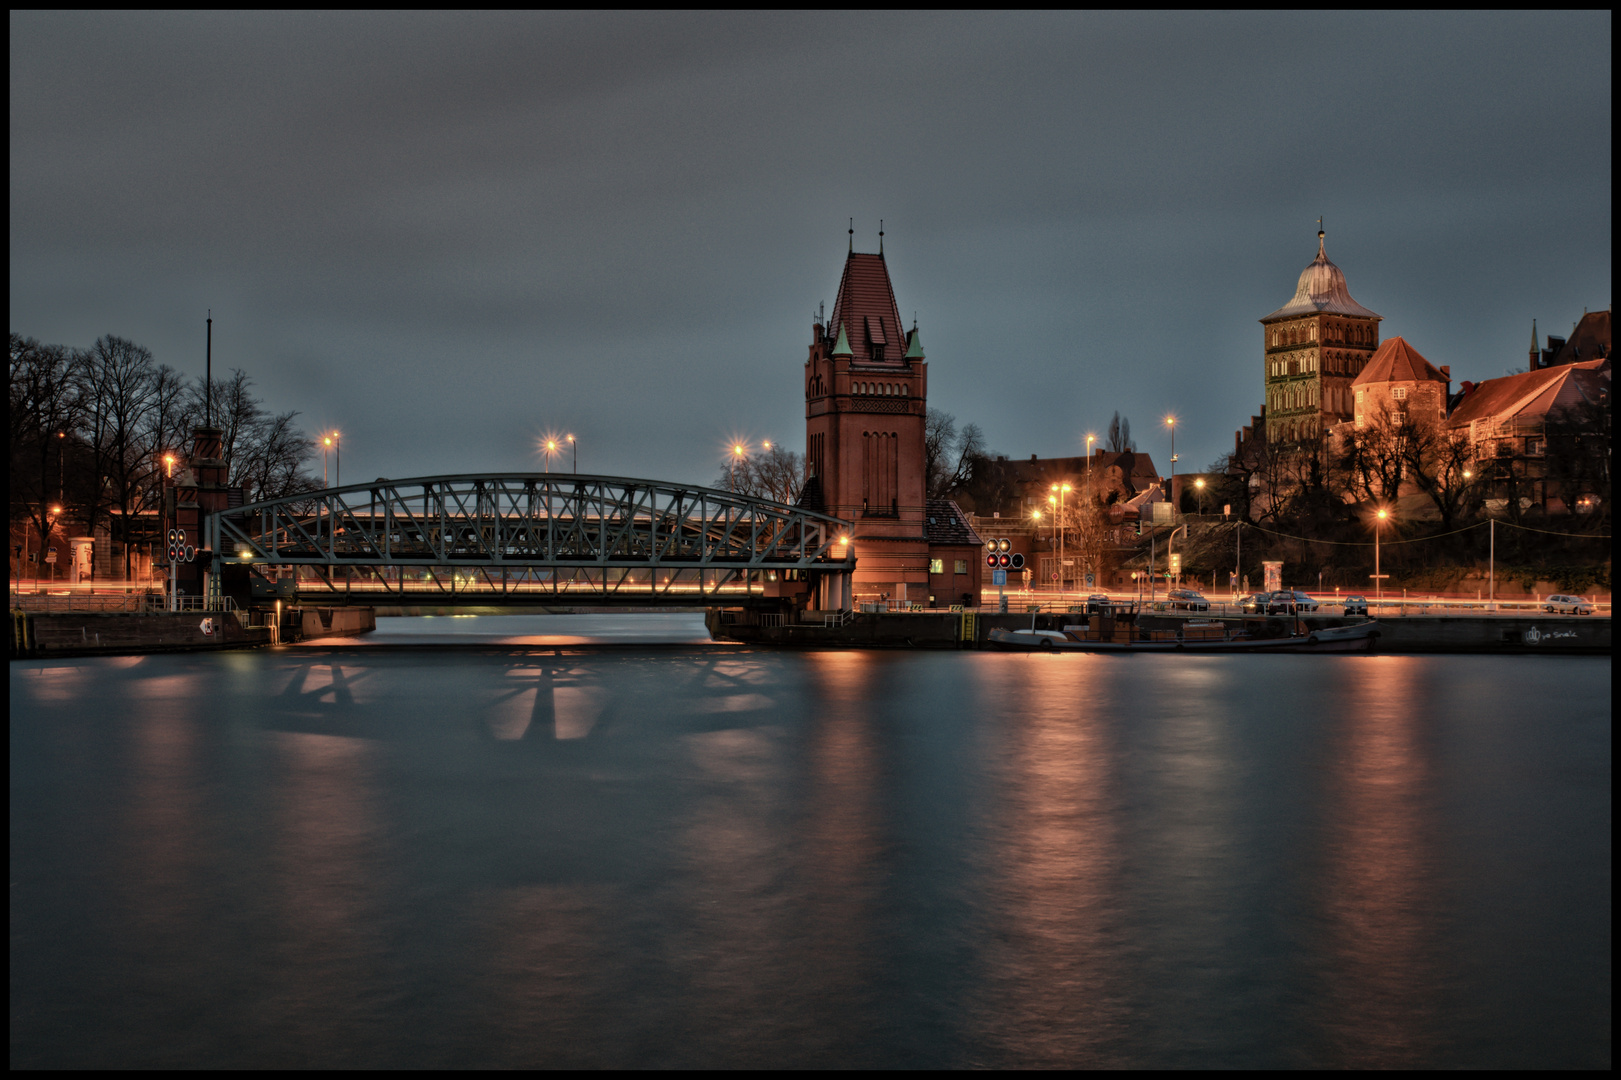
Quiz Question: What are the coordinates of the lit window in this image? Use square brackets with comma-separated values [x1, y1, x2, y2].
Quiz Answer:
[929, 558, 944, 575]
[954, 559, 968, 575]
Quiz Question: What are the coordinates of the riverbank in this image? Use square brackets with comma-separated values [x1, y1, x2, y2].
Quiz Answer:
[708, 608, 1610, 654]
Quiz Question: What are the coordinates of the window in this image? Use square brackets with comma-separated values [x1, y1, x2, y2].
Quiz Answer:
[929, 558, 944, 575]
[954, 559, 969, 575]
[1392, 386, 1407, 400]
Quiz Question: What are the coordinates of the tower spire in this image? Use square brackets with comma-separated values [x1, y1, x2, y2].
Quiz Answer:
[1530, 318, 1539, 368]
[879, 219, 884, 256]
[848, 218, 854, 254]
[1317, 217, 1325, 256]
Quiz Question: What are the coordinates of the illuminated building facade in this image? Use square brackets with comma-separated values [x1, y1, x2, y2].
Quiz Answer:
[800, 238, 981, 605]
[1260, 229, 1382, 445]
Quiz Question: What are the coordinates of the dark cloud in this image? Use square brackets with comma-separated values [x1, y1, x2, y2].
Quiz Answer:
[10, 12, 1611, 481]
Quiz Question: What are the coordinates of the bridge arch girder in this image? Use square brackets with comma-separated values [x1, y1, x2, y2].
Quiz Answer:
[208, 474, 855, 595]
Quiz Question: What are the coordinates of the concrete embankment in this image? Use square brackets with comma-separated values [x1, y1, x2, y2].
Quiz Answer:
[12, 606, 377, 658]
[12, 610, 272, 658]
[708, 609, 1610, 654]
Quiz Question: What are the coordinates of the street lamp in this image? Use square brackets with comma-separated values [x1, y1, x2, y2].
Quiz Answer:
[544, 438, 559, 474]
[1195, 476, 1206, 516]
[1165, 415, 1178, 514]
[164, 453, 176, 479]
[1374, 507, 1389, 607]
[731, 443, 746, 491]
[1051, 482, 1072, 593]
[567, 434, 576, 473]
[322, 433, 341, 488]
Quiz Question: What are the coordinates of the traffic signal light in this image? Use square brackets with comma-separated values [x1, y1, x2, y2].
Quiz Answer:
[984, 539, 1024, 570]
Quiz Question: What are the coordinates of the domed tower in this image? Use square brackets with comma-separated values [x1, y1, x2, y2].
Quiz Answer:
[803, 231, 931, 604]
[1259, 228, 1382, 445]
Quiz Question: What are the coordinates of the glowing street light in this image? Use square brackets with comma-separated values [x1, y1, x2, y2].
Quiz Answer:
[1195, 476, 1206, 516]
[1374, 506, 1389, 606]
[567, 434, 576, 473]
[164, 453, 177, 479]
[1165, 415, 1178, 515]
[731, 442, 747, 491]
[543, 437, 559, 473]
[322, 432, 341, 488]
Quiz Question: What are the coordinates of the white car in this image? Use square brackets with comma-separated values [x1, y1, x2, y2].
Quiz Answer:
[1542, 594, 1596, 615]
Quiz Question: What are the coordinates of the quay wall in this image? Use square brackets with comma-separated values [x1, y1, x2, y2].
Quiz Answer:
[708, 610, 1610, 655]
[12, 610, 272, 658]
[12, 606, 377, 658]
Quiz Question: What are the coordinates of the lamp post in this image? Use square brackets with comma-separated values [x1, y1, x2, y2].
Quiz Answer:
[1050, 482, 1071, 593]
[1165, 415, 1178, 517]
[1195, 476, 1206, 516]
[322, 436, 330, 487]
[731, 443, 745, 492]
[567, 434, 576, 473]
[323, 433, 341, 488]
[1374, 507, 1388, 607]
[544, 438, 558, 474]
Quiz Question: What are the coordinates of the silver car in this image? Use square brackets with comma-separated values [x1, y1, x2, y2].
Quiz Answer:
[1342, 595, 1369, 616]
[1543, 594, 1596, 615]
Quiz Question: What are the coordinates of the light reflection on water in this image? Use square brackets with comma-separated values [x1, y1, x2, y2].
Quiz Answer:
[8, 638, 1611, 1068]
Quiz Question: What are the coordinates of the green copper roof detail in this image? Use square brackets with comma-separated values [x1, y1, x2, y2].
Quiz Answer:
[831, 321, 853, 357]
[904, 325, 924, 359]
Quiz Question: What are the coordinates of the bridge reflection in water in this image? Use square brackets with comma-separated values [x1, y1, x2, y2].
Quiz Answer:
[208, 474, 856, 609]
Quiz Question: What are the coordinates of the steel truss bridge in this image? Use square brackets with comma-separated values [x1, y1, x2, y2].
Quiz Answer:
[207, 473, 855, 608]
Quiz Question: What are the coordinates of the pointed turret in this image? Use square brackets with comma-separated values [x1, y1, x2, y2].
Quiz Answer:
[1530, 318, 1540, 369]
[831, 321, 853, 358]
[904, 324, 925, 360]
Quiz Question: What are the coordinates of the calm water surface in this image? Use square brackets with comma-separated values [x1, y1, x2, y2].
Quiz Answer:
[10, 616, 1611, 1067]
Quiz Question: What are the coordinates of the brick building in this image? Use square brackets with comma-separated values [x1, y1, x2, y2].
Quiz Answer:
[1259, 229, 1382, 445]
[799, 238, 981, 606]
[1350, 336, 1451, 431]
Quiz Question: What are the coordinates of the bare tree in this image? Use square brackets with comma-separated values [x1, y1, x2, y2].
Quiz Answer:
[190, 368, 317, 503]
[1107, 411, 1135, 453]
[1402, 424, 1477, 530]
[9, 334, 83, 574]
[925, 407, 984, 498]
[80, 335, 166, 578]
[713, 443, 807, 504]
[1335, 400, 1414, 505]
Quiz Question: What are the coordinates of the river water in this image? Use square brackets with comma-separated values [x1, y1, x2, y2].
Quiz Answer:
[9, 615, 1611, 1067]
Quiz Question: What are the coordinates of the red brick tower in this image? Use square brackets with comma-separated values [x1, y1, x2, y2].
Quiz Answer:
[803, 237, 931, 603]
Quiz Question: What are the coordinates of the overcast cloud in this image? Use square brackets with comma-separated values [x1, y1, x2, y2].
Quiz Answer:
[10, 11, 1612, 484]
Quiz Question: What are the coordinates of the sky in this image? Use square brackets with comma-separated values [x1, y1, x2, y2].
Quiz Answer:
[10, 11, 1612, 486]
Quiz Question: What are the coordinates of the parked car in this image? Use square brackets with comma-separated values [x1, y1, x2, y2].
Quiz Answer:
[1265, 591, 1320, 614]
[1086, 594, 1113, 614]
[1166, 588, 1211, 612]
[1342, 595, 1369, 616]
[1542, 594, 1596, 615]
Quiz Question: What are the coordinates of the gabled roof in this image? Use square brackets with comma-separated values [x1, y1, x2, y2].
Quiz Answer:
[828, 252, 905, 363]
[1447, 358, 1610, 430]
[1261, 233, 1381, 322]
[1543, 308, 1612, 366]
[925, 499, 982, 547]
[1352, 336, 1449, 387]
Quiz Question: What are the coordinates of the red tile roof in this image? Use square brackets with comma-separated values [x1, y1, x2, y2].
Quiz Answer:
[1352, 336, 1448, 386]
[829, 253, 906, 364]
[1447, 358, 1610, 431]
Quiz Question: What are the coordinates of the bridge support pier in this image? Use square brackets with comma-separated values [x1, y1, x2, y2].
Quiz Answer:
[815, 569, 852, 612]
